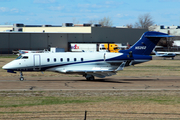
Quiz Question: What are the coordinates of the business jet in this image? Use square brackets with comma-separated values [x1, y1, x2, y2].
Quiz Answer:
[2, 31, 173, 81]
[153, 50, 176, 59]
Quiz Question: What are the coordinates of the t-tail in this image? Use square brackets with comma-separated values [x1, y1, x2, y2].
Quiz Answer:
[120, 31, 173, 55]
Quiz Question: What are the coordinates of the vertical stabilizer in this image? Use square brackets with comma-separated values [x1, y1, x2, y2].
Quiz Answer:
[120, 31, 173, 55]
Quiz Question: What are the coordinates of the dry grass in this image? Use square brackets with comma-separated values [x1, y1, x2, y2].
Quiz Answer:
[0, 92, 180, 119]
[117, 60, 180, 77]
[1, 91, 180, 119]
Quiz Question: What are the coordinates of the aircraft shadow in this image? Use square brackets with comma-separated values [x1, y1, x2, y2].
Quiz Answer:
[85, 78, 131, 83]
[122, 79, 158, 81]
[36, 78, 131, 84]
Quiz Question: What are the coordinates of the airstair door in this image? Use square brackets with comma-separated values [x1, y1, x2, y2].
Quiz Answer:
[34, 54, 41, 70]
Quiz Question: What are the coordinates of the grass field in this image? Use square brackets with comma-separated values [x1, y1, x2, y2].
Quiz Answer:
[1, 57, 180, 119]
[0, 90, 180, 119]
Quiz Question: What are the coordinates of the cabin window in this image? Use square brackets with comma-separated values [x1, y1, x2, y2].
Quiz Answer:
[67, 58, 69, 62]
[60, 58, 63, 62]
[47, 58, 50, 62]
[81, 58, 83, 62]
[22, 56, 28, 59]
[54, 58, 56, 62]
[74, 58, 76, 61]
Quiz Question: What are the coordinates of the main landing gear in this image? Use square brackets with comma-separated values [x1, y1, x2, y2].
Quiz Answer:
[84, 74, 95, 80]
[19, 71, 24, 81]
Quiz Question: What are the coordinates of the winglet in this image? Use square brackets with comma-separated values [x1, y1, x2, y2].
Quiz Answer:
[115, 61, 126, 71]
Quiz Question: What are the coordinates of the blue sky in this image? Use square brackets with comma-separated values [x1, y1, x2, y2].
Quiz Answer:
[0, 0, 180, 26]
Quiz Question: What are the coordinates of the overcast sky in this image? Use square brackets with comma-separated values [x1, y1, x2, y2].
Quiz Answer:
[0, 0, 180, 26]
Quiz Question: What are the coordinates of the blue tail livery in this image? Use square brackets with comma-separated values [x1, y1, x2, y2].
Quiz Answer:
[120, 31, 173, 55]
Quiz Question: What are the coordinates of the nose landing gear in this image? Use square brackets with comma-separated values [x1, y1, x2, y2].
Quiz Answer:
[19, 71, 24, 81]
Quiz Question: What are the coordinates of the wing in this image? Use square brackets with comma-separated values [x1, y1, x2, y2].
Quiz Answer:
[62, 70, 117, 78]
[58, 61, 127, 78]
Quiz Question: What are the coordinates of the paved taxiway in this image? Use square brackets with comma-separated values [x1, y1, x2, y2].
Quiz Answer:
[0, 76, 180, 91]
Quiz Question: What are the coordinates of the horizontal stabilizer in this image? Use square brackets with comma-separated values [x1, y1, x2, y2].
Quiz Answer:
[145, 34, 174, 38]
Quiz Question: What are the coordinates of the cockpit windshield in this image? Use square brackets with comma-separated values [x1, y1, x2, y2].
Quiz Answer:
[22, 56, 28, 59]
[15, 56, 29, 60]
[16, 55, 22, 60]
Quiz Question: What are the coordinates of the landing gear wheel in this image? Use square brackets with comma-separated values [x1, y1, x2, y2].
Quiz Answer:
[84, 74, 95, 80]
[85, 75, 95, 80]
[19, 71, 24, 81]
[89, 76, 94, 80]
[20, 77, 24, 81]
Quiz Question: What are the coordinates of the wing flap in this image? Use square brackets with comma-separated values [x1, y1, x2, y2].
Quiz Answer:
[58, 70, 117, 78]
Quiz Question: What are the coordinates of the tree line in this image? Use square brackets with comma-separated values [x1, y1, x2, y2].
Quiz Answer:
[87, 13, 154, 29]
[2, 13, 154, 29]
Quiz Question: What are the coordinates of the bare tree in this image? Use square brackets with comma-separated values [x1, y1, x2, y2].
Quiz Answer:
[98, 16, 113, 27]
[72, 18, 79, 24]
[148, 25, 157, 31]
[89, 19, 97, 24]
[134, 13, 154, 29]
[126, 23, 133, 28]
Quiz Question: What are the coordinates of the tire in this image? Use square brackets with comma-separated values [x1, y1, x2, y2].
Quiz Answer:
[20, 77, 24, 81]
[89, 76, 95, 80]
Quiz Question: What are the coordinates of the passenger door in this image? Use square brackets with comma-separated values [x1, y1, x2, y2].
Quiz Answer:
[34, 54, 41, 70]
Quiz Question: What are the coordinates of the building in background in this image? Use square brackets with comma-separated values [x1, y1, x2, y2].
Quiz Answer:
[0, 23, 148, 54]
[149, 25, 180, 36]
[149, 25, 180, 52]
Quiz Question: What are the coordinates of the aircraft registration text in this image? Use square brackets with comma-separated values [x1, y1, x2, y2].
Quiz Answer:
[135, 46, 146, 50]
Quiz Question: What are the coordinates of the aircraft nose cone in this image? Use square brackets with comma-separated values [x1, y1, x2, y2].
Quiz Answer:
[2, 63, 11, 70]
[2, 64, 8, 70]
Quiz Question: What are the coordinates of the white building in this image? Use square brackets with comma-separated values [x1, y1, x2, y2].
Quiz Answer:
[149, 25, 180, 36]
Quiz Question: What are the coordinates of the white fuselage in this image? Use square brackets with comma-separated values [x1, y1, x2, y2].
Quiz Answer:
[3, 52, 128, 72]
[2, 52, 151, 79]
